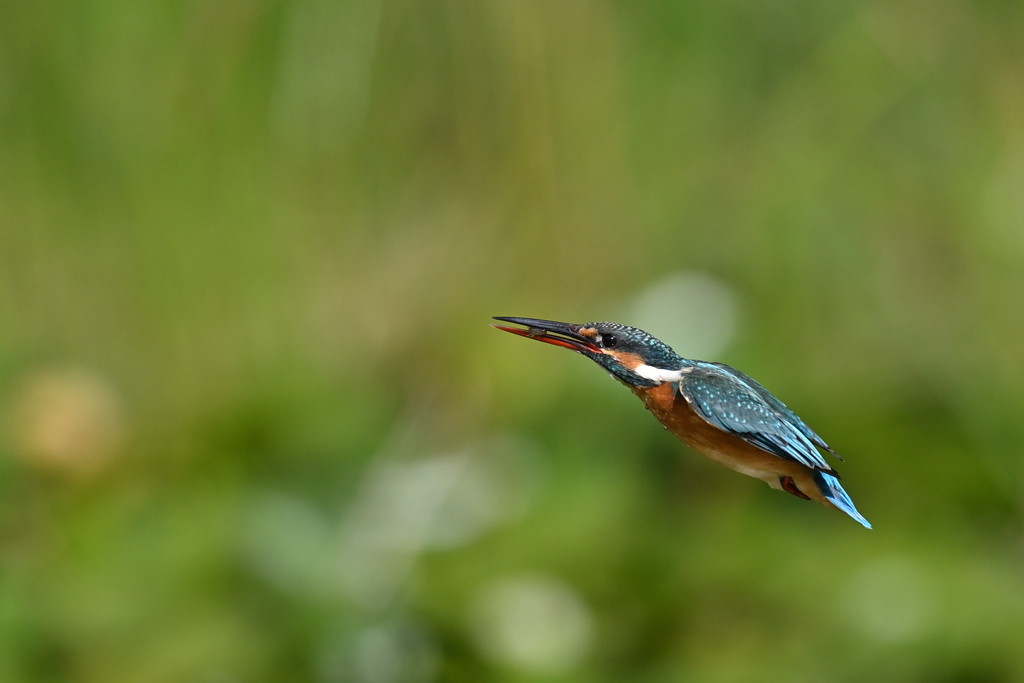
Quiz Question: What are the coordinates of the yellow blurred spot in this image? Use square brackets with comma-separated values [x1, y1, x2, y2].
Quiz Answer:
[6, 367, 125, 475]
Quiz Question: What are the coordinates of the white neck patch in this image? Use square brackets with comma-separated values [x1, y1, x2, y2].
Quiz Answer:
[633, 364, 688, 383]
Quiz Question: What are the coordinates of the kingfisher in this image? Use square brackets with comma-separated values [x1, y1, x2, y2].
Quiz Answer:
[492, 316, 871, 528]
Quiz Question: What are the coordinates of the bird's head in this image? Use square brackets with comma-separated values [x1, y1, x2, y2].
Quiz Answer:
[492, 317, 688, 388]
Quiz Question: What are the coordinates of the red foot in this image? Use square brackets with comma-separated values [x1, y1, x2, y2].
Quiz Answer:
[780, 476, 811, 500]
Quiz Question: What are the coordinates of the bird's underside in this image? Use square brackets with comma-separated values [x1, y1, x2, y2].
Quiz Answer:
[631, 381, 834, 506]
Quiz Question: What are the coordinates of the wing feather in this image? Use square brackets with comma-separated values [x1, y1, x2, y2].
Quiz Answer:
[709, 362, 841, 459]
[679, 364, 834, 472]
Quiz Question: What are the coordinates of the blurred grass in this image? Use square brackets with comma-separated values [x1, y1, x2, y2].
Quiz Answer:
[4, 0, 1024, 681]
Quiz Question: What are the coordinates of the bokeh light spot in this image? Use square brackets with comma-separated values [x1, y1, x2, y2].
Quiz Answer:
[844, 556, 937, 643]
[628, 272, 738, 360]
[470, 574, 593, 674]
[5, 366, 125, 476]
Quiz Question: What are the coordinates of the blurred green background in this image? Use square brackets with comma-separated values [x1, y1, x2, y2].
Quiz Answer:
[3, 0, 1024, 681]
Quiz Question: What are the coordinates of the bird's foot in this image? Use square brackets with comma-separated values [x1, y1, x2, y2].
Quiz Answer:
[780, 476, 811, 500]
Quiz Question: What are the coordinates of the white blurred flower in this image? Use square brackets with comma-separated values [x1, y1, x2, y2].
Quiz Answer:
[242, 430, 543, 614]
[470, 574, 593, 674]
[424, 435, 542, 549]
[241, 493, 335, 596]
[629, 272, 738, 359]
[338, 452, 470, 610]
[317, 620, 439, 683]
[336, 434, 542, 611]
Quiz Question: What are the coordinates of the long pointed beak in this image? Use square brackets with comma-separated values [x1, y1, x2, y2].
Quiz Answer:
[491, 316, 601, 354]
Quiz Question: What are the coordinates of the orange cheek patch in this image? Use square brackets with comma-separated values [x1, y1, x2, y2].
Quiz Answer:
[606, 351, 645, 369]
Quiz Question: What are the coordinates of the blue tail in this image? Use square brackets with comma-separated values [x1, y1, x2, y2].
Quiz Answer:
[813, 472, 872, 529]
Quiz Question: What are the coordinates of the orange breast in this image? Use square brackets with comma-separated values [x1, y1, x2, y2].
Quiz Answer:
[630, 383, 817, 493]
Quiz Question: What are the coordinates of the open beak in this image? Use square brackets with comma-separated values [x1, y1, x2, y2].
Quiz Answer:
[491, 316, 601, 354]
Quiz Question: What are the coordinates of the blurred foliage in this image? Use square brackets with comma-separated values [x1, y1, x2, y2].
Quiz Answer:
[3, 0, 1024, 681]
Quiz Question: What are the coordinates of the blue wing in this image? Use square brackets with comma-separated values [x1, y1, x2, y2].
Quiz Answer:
[708, 363, 841, 459]
[679, 363, 835, 473]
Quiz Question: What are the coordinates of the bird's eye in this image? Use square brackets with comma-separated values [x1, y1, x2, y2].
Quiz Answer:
[602, 334, 617, 348]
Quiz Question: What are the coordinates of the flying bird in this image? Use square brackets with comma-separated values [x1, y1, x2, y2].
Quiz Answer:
[492, 317, 870, 528]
